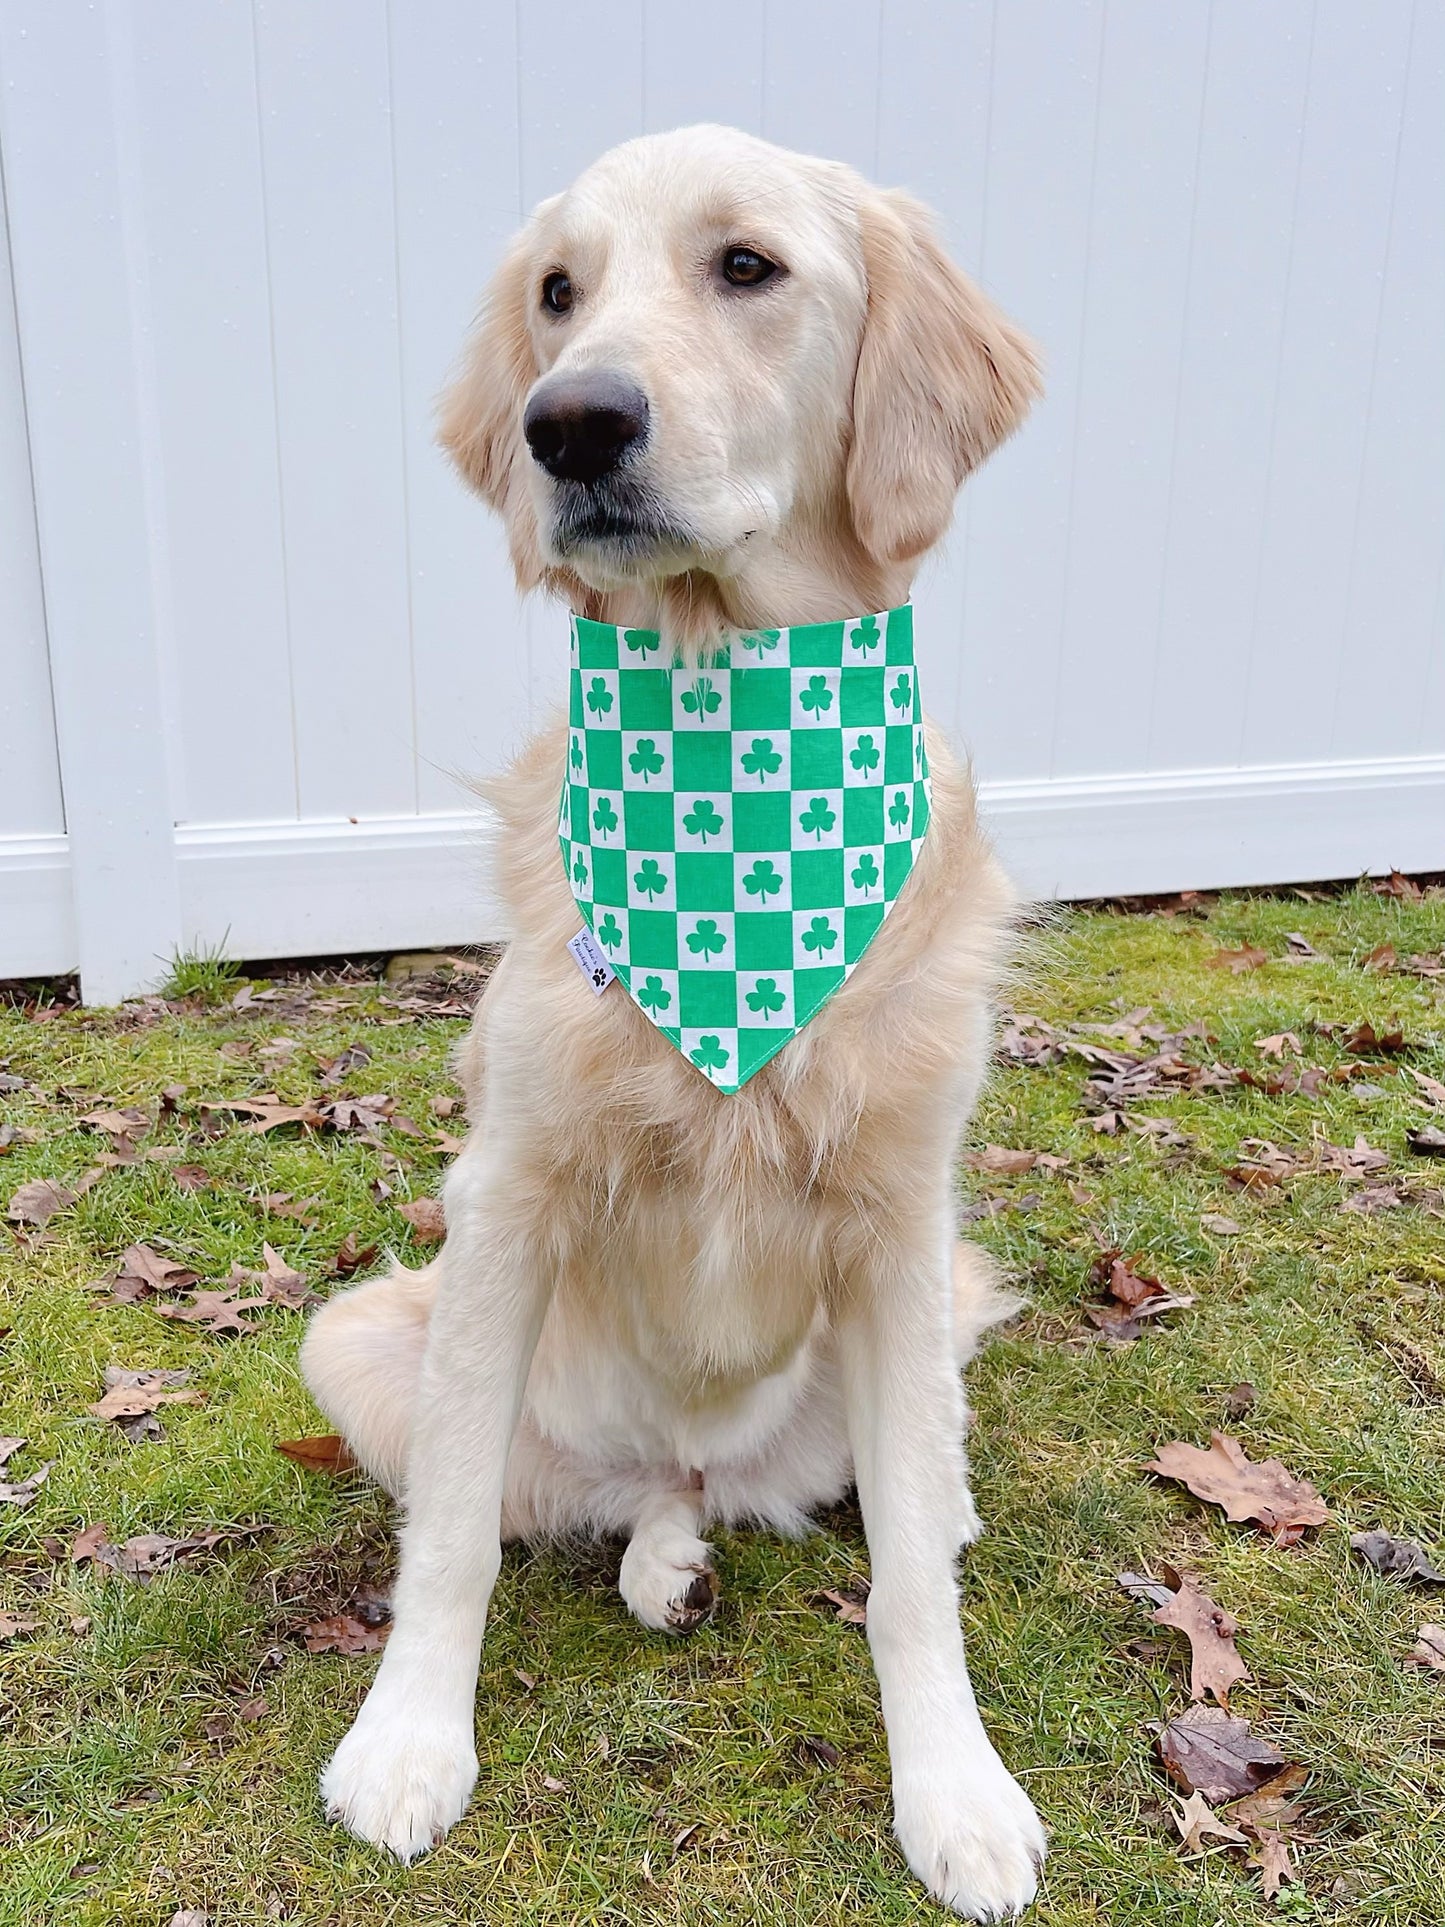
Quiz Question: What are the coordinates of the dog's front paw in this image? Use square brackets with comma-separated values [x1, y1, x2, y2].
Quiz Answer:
[321, 1687, 478, 1862]
[893, 1751, 1045, 1922]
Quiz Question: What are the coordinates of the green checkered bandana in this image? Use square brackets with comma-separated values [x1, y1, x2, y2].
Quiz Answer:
[559, 603, 931, 1093]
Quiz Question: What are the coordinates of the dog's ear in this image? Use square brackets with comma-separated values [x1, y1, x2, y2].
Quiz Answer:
[847, 190, 1042, 566]
[437, 228, 545, 589]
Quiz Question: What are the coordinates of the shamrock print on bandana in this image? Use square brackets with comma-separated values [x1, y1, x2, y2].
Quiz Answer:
[561, 604, 930, 1092]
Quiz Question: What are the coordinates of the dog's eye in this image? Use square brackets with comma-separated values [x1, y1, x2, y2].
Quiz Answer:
[720, 247, 778, 289]
[541, 272, 573, 315]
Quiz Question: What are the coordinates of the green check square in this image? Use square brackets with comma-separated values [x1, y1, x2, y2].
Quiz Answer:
[628, 910, 677, 969]
[590, 846, 626, 903]
[789, 620, 844, 667]
[794, 964, 845, 1020]
[845, 903, 884, 962]
[623, 791, 675, 852]
[576, 619, 619, 669]
[734, 792, 792, 852]
[680, 971, 737, 1026]
[675, 852, 733, 908]
[884, 606, 914, 664]
[884, 841, 914, 894]
[737, 1028, 786, 1081]
[735, 911, 793, 970]
[673, 732, 732, 790]
[731, 668, 790, 730]
[885, 725, 915, 783]
[791, 848, 844, 911]
[791, 730, 843, 787]
[568, 785, 591, 843]
[586, 731, 622, 789]
[840, 667, 885, 726]
[842, 787, 884, 846]
[619, 669, 672, 730]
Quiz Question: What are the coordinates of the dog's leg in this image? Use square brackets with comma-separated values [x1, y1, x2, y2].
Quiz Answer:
[617, 1481, 717, 1633]
[318, 1145, 551, 1861]
[839, 1214, 1045, 1921]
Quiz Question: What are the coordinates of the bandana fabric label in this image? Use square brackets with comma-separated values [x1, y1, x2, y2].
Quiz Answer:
[559, 604, 930, 1093]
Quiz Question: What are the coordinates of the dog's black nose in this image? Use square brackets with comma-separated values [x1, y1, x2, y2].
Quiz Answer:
[523, 373, 649, 485]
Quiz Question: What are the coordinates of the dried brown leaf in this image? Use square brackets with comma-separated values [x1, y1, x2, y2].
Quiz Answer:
[88, 1368, 200, 1424]
[1404, 1624, 1445, 1671]
[1157, 1704, 1288, 1802]
[1146, 1431, 1328, 1545]
[1351, 1529, 1445, 1584]
[963, 1145, 1038, 1175]
[1207, 945, 1268, 973]
[816, 1582, 869, 1627]
[1172, 1789, 1248, 1854]
[301, 1613, 389, 1655]
[7, 1177, 76, 1226]
[1153, 1574, 1250, 1704]
[397, 1197, 446, 1243]
[275, 1434, 357, 1476]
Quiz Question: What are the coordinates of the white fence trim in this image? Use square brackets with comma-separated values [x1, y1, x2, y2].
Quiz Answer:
[6, 753, 1439, 982]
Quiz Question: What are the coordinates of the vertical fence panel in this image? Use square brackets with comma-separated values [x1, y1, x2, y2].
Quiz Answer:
[252, 0, 416, 820]
[1241, 2, 1416, 766]
[388, 0, 532, 815]
[0, 3, 180, 998]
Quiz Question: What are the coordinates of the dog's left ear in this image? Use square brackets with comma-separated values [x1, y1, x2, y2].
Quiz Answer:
[437, 225, 546, 590]
[847, 190, 1042, 566]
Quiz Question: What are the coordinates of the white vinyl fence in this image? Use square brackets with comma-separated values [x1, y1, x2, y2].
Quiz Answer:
[1, 1, 1442, 1001]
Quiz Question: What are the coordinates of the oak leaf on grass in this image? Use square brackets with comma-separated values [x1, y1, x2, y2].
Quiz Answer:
[1146, 1431, 1328, 1545]
[1157, 1704, 1288, 1804]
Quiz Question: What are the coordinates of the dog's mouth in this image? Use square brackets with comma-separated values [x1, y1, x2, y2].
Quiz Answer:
[548, 479, 700, 573]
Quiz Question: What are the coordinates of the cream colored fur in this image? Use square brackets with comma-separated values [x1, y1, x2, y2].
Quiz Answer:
[303, 125, 1045, 1920]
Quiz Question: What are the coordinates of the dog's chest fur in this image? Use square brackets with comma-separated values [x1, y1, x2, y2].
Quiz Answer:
[451, 720, 1016, 1422]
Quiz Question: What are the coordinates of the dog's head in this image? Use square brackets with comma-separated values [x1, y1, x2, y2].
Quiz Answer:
[440, 125, 1040, 607]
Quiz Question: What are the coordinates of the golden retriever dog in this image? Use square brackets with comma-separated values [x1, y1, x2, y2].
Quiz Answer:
[302, 124, 1044, 1919]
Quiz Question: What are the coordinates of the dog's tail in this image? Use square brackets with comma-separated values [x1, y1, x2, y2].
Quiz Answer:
[299, 1257, 438, 1499]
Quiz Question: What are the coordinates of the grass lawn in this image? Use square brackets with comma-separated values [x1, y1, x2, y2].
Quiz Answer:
[2, 884, 1444, 1927]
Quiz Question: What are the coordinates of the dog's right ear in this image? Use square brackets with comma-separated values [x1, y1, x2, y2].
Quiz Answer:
[848, 190, 1042, 567]
[437, 227, 545, 589]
